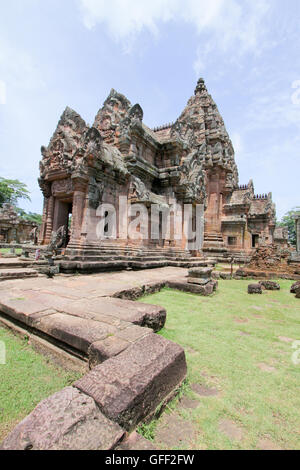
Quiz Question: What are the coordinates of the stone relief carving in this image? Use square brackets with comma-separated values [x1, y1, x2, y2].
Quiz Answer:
[52, 179, 73, 196]
[88, 178, 105, 210]
[129, 176, 150, 201]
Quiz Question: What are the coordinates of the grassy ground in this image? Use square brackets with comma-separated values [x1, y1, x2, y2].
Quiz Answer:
[0, 248, 22, 255]
[139, 280, 300, 450]
[0, 327, 81, 442]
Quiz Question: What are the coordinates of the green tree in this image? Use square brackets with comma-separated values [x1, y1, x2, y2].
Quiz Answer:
[0, 177, 42, 225]
[17, 208, 42, 225]
[0, 177, 31, 207]
[279, 207, 300, 246]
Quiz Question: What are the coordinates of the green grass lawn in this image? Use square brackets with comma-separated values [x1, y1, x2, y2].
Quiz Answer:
[0, 327, 81, 442]
[139, 280, 300, 450]
[0, 248, 22, 255]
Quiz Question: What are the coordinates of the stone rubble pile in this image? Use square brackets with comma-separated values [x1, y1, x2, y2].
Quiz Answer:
[246, 244, 297, 275]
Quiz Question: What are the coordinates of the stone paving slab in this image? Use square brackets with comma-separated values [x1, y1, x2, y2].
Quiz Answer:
[35, 313, 120, 354]
[75, 334, 187, 431]
[0, 387, 125, 450]
[69, 297, 166, 331]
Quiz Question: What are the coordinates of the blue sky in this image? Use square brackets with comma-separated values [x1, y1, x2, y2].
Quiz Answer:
[0, 0, 299, 219]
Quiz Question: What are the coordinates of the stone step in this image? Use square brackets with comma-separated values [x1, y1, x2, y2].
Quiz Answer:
[75, 334, 187, 431]
[0, 268, 39, 281]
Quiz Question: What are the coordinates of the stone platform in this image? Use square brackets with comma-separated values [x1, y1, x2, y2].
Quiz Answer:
[0, 267, 189, 450]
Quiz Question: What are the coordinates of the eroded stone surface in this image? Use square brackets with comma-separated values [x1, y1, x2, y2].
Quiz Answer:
[0, 387, 124, 450]
[88, 336, 130, 368]
[75, 334, 187, 431]
[259, 280, 280, 291]
[248, 284, 263, 294]
[167, 279, 218, 296]
[290, 281, 300, 293]
[35, 313, 118, 353]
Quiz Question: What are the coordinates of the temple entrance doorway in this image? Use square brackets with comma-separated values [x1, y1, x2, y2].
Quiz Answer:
[252, 234, 259, 248]
[52, 198, 73, 248]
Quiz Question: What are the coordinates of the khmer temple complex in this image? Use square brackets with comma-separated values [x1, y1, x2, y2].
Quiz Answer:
[38, 78, 282, 272]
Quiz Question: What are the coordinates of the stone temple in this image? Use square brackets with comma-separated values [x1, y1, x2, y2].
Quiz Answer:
[38, 78, 280, 272]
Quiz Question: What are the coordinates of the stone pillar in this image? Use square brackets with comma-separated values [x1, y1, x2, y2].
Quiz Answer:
[38, 196, 49, 244]
[69, 176, 88, 245]
[45, 196, 55, 244]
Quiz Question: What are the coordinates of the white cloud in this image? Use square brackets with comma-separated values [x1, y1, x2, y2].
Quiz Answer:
[0, 80, 6, 104]
[231, 132, 244, 156]
[79, 0, 271, 57]
[0, 39, 45, 94]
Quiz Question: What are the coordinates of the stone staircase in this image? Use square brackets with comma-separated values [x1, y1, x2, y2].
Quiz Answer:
[59, 243, 208, 273]
[0, 257, 48, 281]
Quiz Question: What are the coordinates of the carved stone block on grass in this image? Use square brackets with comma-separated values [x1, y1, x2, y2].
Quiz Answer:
[290, 281, 300, 294]
[188, 267, 213, 279]
[75, 334, 187, 431]
[259, 281, 280, 291]
[0, 387, 124, 450]
[248, 284, 263, 294]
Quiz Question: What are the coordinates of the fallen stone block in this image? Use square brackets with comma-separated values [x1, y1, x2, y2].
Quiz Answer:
[219, 272, 232, 280]
[188, 267, 213, 279]
[295, 287, 300, 299]
[0, 387, 124, 450]
[259, 280, 280, 291]
[290, 281, 300, 293]
[75, 334, 187, 431]
[167, 279, 218, 296]
[248, 284, 263, 294]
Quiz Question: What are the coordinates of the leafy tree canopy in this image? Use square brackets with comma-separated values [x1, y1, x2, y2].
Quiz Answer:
[0, 177, 31, 207]
[0, 177, 42, 225]
[279, 207, 300, 246]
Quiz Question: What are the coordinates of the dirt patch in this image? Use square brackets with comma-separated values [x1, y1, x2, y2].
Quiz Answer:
[239, 331, 251, 336]
[278, 336, 293, 343]
[251, 306, 263, 311]
[186, 347, 198, 355]
[219, 419, 243, 441]
[257, 437, 282, 450]
[179, 396, 200, 410]
[257, 363, 276, 372]
[253, 314, 263, 319]
[155, 413, 197, 449]
[191, 383, 219, 397]
[234, 318, 249, 324]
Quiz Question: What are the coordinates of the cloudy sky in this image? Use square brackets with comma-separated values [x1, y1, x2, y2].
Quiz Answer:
[0, 0, 299, 218]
